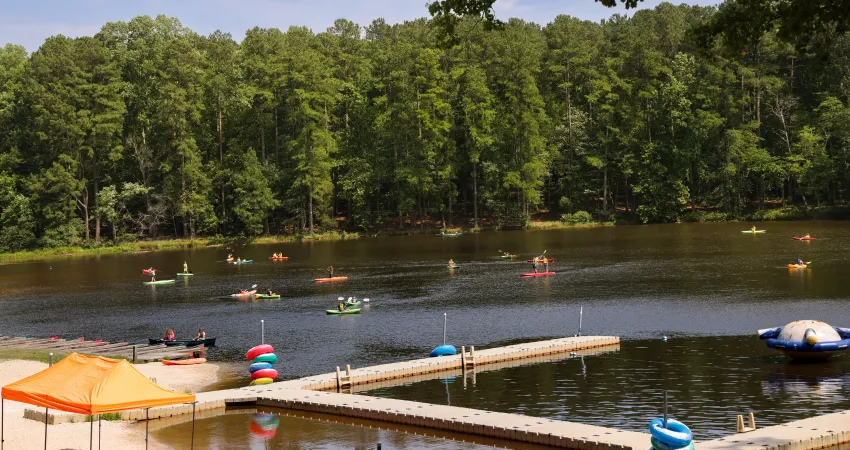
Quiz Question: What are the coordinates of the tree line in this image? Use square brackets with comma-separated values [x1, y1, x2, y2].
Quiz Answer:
[2, 2, 850, 251]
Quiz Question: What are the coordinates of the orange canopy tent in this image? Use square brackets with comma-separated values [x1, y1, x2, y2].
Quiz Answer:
[1, 353, 196, 449]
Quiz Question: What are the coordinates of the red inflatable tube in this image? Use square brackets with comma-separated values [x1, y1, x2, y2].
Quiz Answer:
[246, 344, 274, 361]
[250, 369, 278, 380]
[249, 421, 277, 438]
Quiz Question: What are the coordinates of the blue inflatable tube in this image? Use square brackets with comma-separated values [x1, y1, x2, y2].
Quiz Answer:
[766, 338, 850, 352]
[249, 362, 273, 373]
[430, 344, 457, 357]
[649, 418, 693, 448]
[651, 437, 694, 450]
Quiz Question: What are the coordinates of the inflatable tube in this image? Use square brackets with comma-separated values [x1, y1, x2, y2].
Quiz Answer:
[430, 344, 457, 357]
[835, 327, 850, 339]
[246, 344, 274, 361]
[649, 419, 693, 448]
[249, 377, 274, 386]
[766, 338, 850, 352]
[651, 437, 695, 450]
[252, 353, 278, 364]
[758, 327, 782, 339]
[249, 362, 273, 373]
[250, 369, 279, 380]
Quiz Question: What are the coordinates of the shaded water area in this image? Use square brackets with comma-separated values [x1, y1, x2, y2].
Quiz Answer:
[362, 335, 850, 440]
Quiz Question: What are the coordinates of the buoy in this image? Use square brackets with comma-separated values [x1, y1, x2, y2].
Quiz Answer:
[430, 344, 457, 357]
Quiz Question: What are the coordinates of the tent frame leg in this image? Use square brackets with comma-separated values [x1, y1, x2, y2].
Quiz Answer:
[191, 402, 196, 450]
[2, 398, 4, 450]
[145, 408, 149, 450]
[99, 415, 101, 450]
[43, 407, 47, 450]
[89, 415, 93, 450]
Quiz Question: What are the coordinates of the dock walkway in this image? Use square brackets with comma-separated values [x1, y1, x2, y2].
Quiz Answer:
[0, 336, 202, 362]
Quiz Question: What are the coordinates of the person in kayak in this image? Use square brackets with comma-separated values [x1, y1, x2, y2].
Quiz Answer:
[803, 234, 811, 239]
[163, 329, 175, 341]
[797, 258, 804, 265]
[183, 262, 189, 273]
[195, 328, 206, 340]
[449, 259, 455, 267]
[338, 301, 345, 311]
[266, 289, 274, 296]
[543, 256, 549, 273]
[327, 265, 334, 278]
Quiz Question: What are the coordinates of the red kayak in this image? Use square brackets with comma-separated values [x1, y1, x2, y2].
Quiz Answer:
[142, 269, 155, 274]
[526, 258, 555, 263]
[315, 276, 348, 283]
[521, 272, 556, 277]
[792, 237, 816, 241]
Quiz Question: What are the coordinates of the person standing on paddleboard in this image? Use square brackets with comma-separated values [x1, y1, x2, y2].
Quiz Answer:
[532, 257, 538, 274]
[543, 256, 549, 273]
[327, 265, 334, 278]
[183, 261, 189, 274]
[150, 268, 156, 282]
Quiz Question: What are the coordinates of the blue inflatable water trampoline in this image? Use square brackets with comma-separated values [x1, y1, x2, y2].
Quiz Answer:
[758, 320, 850, 360]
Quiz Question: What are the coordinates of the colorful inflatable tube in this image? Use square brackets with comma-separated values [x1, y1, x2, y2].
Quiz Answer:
[250, 368, 278, 380]
[648, 419, 693, 449]
[249, 362, 273, 373]
[249, 377, 274, 386]
[252, 353, 278, 364]
[246, 344, 274, 361]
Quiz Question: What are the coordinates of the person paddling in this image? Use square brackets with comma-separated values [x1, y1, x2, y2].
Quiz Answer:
[751, 225, 757, 233]
[327, 265, 334, 278]
[449, 258, 455, 267]
[532, 257, 538, 274]
[338, 301, 345, 311]
[543, 256, 549, 273]
[195, 328, 206, 340]
[163, 328, 175, 341]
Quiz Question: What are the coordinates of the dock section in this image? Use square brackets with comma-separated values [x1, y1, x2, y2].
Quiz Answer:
[0, 336, 203, 362]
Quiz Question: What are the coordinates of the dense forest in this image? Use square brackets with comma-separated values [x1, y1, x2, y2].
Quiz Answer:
[2, 2, 850, 251]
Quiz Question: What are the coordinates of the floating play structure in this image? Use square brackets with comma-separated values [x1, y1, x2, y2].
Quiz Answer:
[649, 418, 694, 450]
[430, 313, 457, 357]
[758, 320, 850, 360]
[247, 344, 279, 385]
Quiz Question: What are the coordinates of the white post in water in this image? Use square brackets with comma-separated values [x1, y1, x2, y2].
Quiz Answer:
[578, 307, 583, 336]
[443, 313, 447, 346]
[261, 320, 265, 345]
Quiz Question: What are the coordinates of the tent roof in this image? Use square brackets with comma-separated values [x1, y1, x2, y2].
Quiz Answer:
[1, 353, 195, 415]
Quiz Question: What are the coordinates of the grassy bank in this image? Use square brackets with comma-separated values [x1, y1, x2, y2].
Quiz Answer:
[0, 348, 71, 363]
[0, 231, 360, 264]
[680, 206, 850, 223]
[527, 220, 614, 230]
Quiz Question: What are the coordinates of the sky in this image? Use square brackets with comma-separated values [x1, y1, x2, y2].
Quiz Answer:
[1, 0, 722, 52]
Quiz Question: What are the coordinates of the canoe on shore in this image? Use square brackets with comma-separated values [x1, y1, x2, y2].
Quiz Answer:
[521, 272, 556, 277]
[162, 358, 207, 366]
[149, 338, 216, 347]
[315, 277, 348, 283]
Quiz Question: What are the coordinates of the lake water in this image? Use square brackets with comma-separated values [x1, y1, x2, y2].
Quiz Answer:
[2, 221, 850, 444]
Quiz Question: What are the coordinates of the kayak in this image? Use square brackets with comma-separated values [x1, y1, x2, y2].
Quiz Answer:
[269, 256, 289, 261]
[226, 258, 235, 262]
[232, 260, 253, 265]
[144, 280, 175, 285]
[162, 358, 207, 366]
[437, 232, 463, 237]
[315, 277, 348, 283]
[344, 300, 361, 308]
[255, 294, 281, 299]
[447, 265, 460, 269]
[741, 230, 766, 234]
[521, 272, 556, 277]
[326, 308, 361, 315]
[142, 269, 155, 274]
[787, 264, 807, 269]
[176, 273, 194, 276]
[526, 258, 555, 263]
[500, 254, 517, 259]
[793, 237, 816, 241]
[231, 290, 257, 297]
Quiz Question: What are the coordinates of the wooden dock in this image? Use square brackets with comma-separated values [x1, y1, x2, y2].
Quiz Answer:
[0, 336, 203, 362]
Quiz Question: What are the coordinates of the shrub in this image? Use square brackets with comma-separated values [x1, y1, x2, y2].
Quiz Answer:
[561, 210, 593, 225]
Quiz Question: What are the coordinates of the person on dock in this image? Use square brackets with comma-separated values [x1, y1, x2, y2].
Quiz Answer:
[327, 265, 334, 278]
[543, 256, 549, 273]
[183, 261, 189, 273]
[163, 329, 175, 341]
[195, 328, 206, 340]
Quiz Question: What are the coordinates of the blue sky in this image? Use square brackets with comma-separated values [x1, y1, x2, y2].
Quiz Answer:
[1, 0, 722, 52]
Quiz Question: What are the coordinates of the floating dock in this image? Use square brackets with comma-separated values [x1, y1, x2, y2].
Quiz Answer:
[21, 334, 850, 450]
[0, 336, 202, 362]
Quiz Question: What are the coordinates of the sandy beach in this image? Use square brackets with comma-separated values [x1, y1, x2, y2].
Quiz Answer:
[0, 359, 220, 449]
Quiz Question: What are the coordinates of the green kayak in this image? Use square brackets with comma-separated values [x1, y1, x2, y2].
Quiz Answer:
[437, 232, 463, 237]
[144, 279, 176, 285]
[232, 260, 253, 264]
[741, 230, 766, 234]
[344, 300, 361, 308]
[326, 308, 361, 315]
[176, 273, 194, 276]
[447, 265, 460, 269]
[256, 294, 281, 299]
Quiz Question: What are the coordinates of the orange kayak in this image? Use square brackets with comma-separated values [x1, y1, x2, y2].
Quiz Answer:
[787, 264, 807, 270]
[269, 256, 289, 260]
[315, 276, 348, 283]
[162, 358, 207, 366]
[792, 237, 816, 241]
